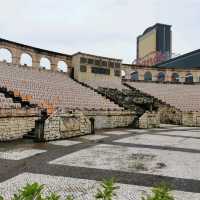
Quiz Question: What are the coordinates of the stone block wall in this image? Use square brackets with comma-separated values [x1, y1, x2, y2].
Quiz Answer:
[0, 108, 38, 141]
[158, 104, 182, 125]
[139, 111, 160, 129]
[84, 110, 135, 129]
[182, 112, 200, 126]
[43, 112, 91, 141]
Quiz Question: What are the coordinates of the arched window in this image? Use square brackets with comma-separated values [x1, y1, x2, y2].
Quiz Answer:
[0, 48, 12, 63]
[171, 73, 179, 82]
[131, 71, 139, 81]
[20, 53, 32, 66]
[121, 70, 126, 78]
[157, 72, 165, 82]
[40, 57, 51, 70]
[185, 73, 193, 83]
[144, 71, 152, 81]
[57, 61, 68, 72]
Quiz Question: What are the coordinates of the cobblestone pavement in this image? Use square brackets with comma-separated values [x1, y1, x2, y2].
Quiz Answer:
[1, 124, 200, 199]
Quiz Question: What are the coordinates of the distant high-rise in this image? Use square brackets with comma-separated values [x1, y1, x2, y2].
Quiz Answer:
[136, 23, 172, 66]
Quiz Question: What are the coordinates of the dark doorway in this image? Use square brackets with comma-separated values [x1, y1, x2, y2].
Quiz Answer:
[34, 109, 48, 142]
[185, 73, 193, 83]
[131, 71, 139, 81]
[89, 118, 95, 134]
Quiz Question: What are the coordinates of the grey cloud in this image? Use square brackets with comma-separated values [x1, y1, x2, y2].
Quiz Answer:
[0, 0, 199, 62]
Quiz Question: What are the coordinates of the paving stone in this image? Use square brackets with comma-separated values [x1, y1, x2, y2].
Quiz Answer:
[80, 135, 108, 141]
[154, 130, 200, 138]
[0, 148, 46, 160]
[126, 129, 148, 133]
[115, 134, 200, 150]
[49, 144, 200, 180]
[1, 173, 200, 200]
[104, 131, 130, 135]
[1, 125, 200, 199]
[49, 140, 81, 147]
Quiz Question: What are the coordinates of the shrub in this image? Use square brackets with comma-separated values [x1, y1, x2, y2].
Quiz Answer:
[0, 179, 175, 200]
[0, 178, 118, 200]
[142, 183, 175, 200]
[95, 178, 119, 200]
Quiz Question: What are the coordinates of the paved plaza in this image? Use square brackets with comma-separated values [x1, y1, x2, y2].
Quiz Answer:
[1, 124, 200, 199]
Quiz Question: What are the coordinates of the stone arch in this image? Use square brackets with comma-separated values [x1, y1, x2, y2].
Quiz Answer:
[185, 73, 193, 83]
[57, 60, 68, 72]
[157, 72, 165, 82]
[144, 71, 152, 81]
[0, 48, 12, 63]
[20, 53, 33, 66]
[40, 57, 51, 70]
[171, 72, 180, 82]
[131, 71, 139, 81]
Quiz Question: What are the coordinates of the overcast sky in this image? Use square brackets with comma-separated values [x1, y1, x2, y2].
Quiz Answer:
[0, 0, 199, 63]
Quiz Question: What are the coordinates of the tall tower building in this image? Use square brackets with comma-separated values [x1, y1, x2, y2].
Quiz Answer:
[136, 23, 172, 66]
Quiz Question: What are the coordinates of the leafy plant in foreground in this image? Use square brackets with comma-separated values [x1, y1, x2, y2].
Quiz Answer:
[95, 178, 119, 200]
[0, 179, 175, 200]
[142, 183, 175, 200]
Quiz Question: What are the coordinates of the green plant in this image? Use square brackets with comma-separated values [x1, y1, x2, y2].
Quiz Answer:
[0, 180, 175, 200]
[95, 178, 119, 200]
[142, 183, 175, 200]
[0, 178, 118, 200]
[12, 182, 44, 200]
[65, 195, 74, 200]
[46, 193, 61, 200]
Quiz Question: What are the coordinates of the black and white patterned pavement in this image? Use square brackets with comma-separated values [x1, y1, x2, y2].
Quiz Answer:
[1, 124, 200, 199]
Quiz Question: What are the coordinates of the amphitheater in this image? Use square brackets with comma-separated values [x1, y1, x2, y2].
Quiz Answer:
[1, 37, 200, 199]
[0, 38, 199, 142]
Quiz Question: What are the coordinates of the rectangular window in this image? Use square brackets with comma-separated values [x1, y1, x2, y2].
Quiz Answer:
[108, 62, 114, 68]
[80, 65, 87, 72]
[115, 62, 121, 68]
[114, 70, 121, 77]
[102, 60, 108, 67]
[88, 58, 94, 64]
[91, 67, 110, 75]
[95, 59, 100, 65]
[80, 57, 87, 64]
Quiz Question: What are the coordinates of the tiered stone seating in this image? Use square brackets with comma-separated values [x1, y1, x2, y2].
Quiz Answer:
[83, 79, 127, 90]
[0, 62, 123, 113]
[127, 81, 200, 112]
[0, 92, 21, 109]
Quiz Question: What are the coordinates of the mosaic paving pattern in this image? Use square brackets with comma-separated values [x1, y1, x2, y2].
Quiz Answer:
[80, 134, 108, 141]
[49, 143, 200, 179]
[104, 130, 130, 135]
[49, 140, 81, 147]
[1, 125, 200, 199]
[153, 130, 200, 138]
[1, 173, 200, 200]
[115, 134, 200, 150]
[0, 148, 46, 160]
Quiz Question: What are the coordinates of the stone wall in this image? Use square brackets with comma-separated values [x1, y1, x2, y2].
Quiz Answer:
[158, 104, 182, 125]
[139, 111, 160, 129]
[72, 53, 121, 83]
[122, 64, 200, 83]
[84, 110, 135, 129]
[43, 110, 135, 141]
[0, 108, 38, 141]
[43, 112, 91, 141]
[182, 112, 200, 127]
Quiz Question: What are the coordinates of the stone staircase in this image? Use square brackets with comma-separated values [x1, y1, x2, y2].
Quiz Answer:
[0, 86, 38, 108]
